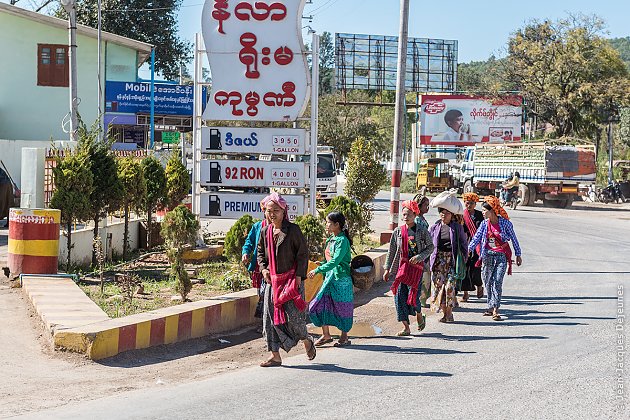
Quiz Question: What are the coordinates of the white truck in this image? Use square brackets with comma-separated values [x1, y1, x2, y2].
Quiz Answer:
[458, 143, 596, 208]
[298, 146, 338, 204]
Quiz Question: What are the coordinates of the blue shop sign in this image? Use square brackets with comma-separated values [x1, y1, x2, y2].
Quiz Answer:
[105, 81, 206, 116]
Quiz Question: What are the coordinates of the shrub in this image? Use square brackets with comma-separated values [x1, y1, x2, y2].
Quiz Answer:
[224, 214, 257, 261]
[221, 265, 251, 292]
[142, 156, 166, 250]
[294, 214, 325, 259]
[324, 195, 366, 239]
[161, 205, 200, 300]
[345, 136, 387, 204]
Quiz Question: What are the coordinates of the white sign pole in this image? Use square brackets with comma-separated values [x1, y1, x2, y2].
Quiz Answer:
[310, 32, 320, 216]
[192, 32, 203, 216]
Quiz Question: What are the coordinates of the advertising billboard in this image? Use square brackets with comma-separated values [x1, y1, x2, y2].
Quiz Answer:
[200, 160, 306, 188]
[336, 33, 457, 92]
[201, 0, 310, 121]
[201, 127, 307, 155]
[105, 81, 206, 116]
[200, 192, 304, 221]
[420, 95, 523, 146]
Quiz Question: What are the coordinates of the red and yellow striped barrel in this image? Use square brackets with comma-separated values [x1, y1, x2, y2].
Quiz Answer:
[8, 208, 60, 275]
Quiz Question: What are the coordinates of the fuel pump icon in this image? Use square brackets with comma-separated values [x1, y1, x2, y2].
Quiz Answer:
[208, 129, 222, 151]
[208, 162, 222, 184]
[206, 195, 221, 217]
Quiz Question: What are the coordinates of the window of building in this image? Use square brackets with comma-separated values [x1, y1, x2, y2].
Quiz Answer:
[37, 44, 69, 87]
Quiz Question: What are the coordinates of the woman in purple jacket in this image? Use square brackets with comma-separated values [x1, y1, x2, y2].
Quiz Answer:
[428, 207, 468, 323]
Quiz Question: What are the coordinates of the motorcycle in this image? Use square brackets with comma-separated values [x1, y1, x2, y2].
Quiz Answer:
[598, 182, 627, 204]
[498, 185, 520, 210]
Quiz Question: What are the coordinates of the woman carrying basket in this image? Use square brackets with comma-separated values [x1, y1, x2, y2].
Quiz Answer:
[383, 200, 434, 336]
[307, 212, 354, 347]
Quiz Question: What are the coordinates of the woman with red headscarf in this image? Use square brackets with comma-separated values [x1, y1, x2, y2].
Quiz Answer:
[468, 196, 523, 321]
[383, 200, 434, 336]
[256, 193, 315, 367]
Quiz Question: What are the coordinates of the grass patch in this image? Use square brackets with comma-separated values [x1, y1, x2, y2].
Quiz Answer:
[79, 259, 251, 318]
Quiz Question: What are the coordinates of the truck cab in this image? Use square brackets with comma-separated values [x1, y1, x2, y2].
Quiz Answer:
[298, 146, 337, 204]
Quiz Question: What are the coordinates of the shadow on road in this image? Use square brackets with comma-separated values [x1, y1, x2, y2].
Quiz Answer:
[343, 343, 475, 356]
[98, 328, 261, 368]
[420, 332, 548, 342]
[284, 363, 452, 377]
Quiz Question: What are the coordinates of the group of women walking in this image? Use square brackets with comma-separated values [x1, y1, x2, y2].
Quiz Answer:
[240, 190, 522, 367]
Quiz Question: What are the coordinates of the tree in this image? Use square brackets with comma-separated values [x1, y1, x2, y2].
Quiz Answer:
[318, 91, 377, 167]
[344, 137, 387, 238]
[118, 157, 146, 260]
[141, 156, 166, 251]
[161, 205, 200, 300]
[164, 148, 191, 209]
[456, 57, 505, 93]
[53, 0, 191, 80]
[80, 121, 124, 266]
[318, 31, 335, 94]
[504, 15, 630, 138]
[50, 148, 94, 270]
[609, 37, 630, 70]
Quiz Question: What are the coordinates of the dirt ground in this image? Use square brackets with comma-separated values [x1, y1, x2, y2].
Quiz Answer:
[0, 274, 402, 418]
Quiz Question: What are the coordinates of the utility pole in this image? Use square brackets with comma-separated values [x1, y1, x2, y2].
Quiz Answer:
[61, 0, 78, 142]
[97, 0, 102, 140]
[309, 31, 320, 216]
[389, 0, 410, 230]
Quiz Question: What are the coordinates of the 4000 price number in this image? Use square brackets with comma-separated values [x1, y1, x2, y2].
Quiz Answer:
[271, 168, 300, 187]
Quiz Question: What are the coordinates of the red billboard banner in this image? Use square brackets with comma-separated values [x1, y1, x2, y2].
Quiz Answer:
[420, 95, 523, 146]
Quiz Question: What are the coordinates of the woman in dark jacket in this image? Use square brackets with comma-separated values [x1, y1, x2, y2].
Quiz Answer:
[257, 193, 316, 367]
[461, 193, 484, 301]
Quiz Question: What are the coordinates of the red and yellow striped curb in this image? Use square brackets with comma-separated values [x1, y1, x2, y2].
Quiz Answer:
[54, 289, 259, 360]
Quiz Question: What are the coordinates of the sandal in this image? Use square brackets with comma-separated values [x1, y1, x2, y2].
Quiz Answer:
[396, 330, 411, 336]
[492, 314, 503, 321]
[306, 337, 317, 360]
[447, 315, 455, 323]
[314, 337, 333, 347]
[417, 314, 426, 331]
[477, 287, 484, 299]
[438, 317, 447, 323]
[260, 359, 282, 367]
[333, 340, 352, 347]
[483, 310, 493, 316]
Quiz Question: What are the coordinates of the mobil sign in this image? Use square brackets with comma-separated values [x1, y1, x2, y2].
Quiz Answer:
[200, 160, 306, 188]
[200, 192, 304, 221]
[201, 127, 306, 155]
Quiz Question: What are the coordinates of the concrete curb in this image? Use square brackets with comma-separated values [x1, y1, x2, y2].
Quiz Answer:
[54, 289, 258, 360]
[22, 248, 390, 361]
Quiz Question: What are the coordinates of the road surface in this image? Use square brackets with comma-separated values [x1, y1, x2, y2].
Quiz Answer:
[17, 199, 630, 419]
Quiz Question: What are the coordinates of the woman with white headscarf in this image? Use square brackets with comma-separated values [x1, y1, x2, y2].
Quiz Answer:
[428, 190, 468, 323]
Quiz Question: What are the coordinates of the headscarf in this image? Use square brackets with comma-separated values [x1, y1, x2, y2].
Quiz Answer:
[484, 195, 510, 220]
[462, 192, 479, 203]
[262, 192, 289, 220]
[401, 200, 420, 215]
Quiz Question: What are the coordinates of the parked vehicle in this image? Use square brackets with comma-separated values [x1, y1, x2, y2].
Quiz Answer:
[456, 143, 596, 208]
[598, 181, 628, 204]
[416, 158, 455, 193]
[298, 146, 338, 204]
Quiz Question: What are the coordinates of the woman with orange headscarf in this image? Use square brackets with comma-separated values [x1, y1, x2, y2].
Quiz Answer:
[468, 196, 523, 321]
[383, 200, 434, 336]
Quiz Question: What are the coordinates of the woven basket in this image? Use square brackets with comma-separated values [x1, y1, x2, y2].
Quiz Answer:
[351, 255, 375, 290]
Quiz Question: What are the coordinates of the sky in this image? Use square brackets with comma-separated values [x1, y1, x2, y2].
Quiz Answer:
[135, 0, 630, 79]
